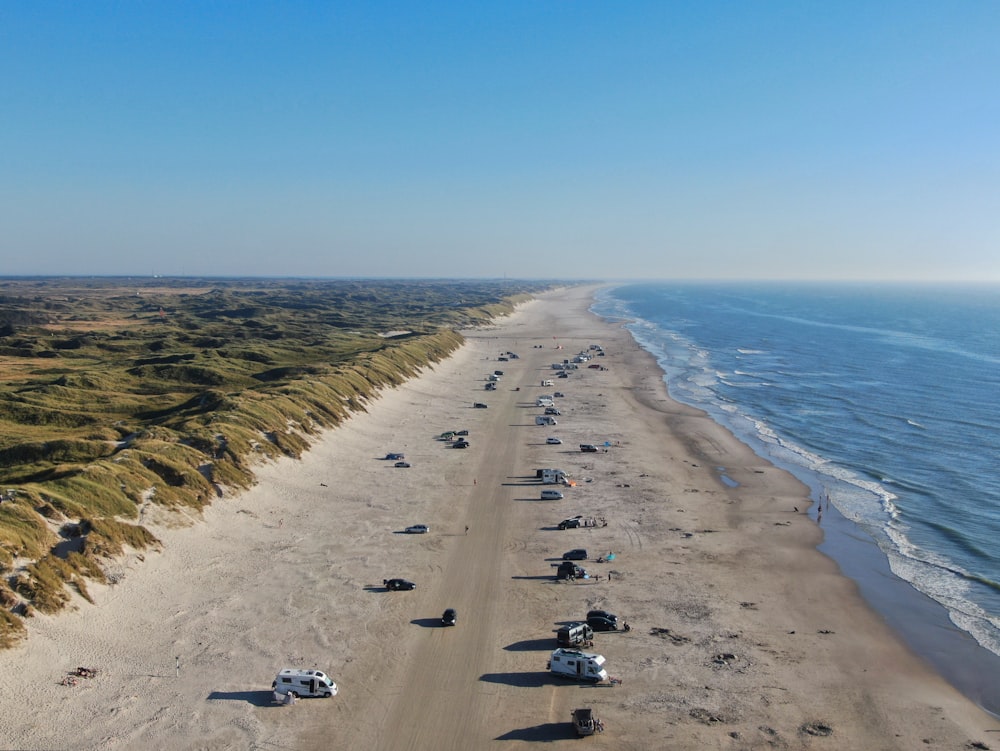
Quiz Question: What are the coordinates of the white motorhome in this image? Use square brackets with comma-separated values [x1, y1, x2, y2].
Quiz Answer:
[536, 396, 554, 407]
[541, 379, 554, 386]
[539, 468, 568, 484]
[548, 648, 608, 682]
[535, 415, 557, 426]
[272, 668, 338, 698]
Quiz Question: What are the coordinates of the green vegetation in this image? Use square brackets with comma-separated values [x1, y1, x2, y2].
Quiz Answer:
[0, 277, 551, 646]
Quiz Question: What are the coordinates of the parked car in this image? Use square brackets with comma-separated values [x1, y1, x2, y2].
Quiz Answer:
[557, 371, 569, 378]
[546, 437, 562, 445]
[541, 490, 564, 500]
[544, 407, 561, 415]
[558, 518, 582, 530]
[404, 524, 429, 534]
[553, 392, 564, 397]
[580, 444, 598, 452]
[563, 549, 588, 560]
[586, 609, 619, 631]
[385, 453, 404, 460]
[473, 403, 488, 409]
[587, 614, 619, 632]
[384, 578, 416, 591]
[394, 461, 411, 468]
[455, 429, 469, 436]
[453, 439, 470, 449]
[441, 608, 457, 626]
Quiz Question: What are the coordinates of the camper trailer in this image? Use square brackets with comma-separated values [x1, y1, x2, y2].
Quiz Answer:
[548, 648, 608, 682]
[272, 668, 338, 698]
[556, 622, 594, 647]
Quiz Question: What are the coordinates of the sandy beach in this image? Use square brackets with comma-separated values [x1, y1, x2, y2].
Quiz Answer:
[0, 286, 996, 750]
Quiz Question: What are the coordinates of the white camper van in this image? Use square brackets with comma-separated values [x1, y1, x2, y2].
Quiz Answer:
[272, 668, 338, 698]
[548, 648, 608, 682]
[535, 415, 557, 426]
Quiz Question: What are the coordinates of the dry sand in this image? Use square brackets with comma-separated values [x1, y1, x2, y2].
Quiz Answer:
[1, 286, 997, 750]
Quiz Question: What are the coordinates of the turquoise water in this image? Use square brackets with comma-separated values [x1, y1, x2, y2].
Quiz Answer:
[593, 283, 1000, 669]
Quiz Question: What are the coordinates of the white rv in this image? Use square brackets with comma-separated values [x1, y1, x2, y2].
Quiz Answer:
[538, 468, 568, 484]
[535, 415, 557, 426]
[272, 668, 338, 698]
[548, 648, 608, 682]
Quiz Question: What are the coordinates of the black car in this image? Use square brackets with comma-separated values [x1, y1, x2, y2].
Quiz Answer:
[587, 614, 618, 631]
[441, 608, 457, 626]
[562, 549, 588, 560]
[384, 578, 416, 591]
[586, 609, 619, 631]
[558, 518, 582, 530]
[453, 439, 470, 449]
[473, 403, 488, 409]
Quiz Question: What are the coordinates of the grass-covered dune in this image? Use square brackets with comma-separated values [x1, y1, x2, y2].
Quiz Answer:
[0, 277, 551, 647]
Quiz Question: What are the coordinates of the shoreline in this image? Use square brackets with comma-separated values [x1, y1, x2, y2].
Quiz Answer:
[591, 285, 1000, 717]
[0, 285, 996, 749]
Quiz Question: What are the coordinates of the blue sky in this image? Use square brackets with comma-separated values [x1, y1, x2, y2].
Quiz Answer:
[2, 2, 998, 281]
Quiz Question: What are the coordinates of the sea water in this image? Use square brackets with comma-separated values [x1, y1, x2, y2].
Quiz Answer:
[593, 283, 1000, 670]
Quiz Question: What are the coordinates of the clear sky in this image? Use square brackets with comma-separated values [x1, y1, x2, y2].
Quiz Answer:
[2, 2, 998, 281]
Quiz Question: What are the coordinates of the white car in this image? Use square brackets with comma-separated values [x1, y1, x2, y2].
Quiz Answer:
[546, 437, 562, 445]
[404, 524, 429, 534]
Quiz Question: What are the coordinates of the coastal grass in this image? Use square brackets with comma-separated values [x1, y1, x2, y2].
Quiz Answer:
[0, 277, 552, 646]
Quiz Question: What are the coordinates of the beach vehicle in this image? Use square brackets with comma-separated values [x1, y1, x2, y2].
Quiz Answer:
[559, 516, 599, 530]
[541, 490, 564, 500]
[404, 524, 429, 534]
[546, 437, 562, 445]
[563, 548, 588, 560]
[473, 402, 488, 409]
[272, 668, 337, 698]
[384, 578, 416, 591]
[557, 561, 586, 580]
[542, 379, 554, 386]
[579, 444, 598, 452]
[557, 371, 569, 378]
[537, 468, 568, 484]
[553, 392, 564, 397]
[455, 429, 469, 436]
[535, 415, 557, 426]
[586, 610, 618, 631]
[453, 439, 469, 448]
[385, 453, 404, 460]
[485, 381, 497, 390]
[556, 622, 594, 647]
[571, 707, 601, 736]
[545, 407, 561, 415]
[548, 648, 608, 682]
[394, 461, 411, 468]
[441, 608, 457, 626]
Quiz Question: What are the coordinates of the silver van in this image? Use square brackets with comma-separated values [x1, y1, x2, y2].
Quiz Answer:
[541, 490, 564, 500]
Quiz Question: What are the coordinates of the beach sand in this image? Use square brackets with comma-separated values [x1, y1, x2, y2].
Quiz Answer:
[0, 286, 996, 750]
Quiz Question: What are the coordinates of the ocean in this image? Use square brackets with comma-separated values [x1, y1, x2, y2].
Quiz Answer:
[593, 282, 1000, 708]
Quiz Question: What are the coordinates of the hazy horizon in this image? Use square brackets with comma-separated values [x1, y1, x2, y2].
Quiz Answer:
[3, 3, 998, 282]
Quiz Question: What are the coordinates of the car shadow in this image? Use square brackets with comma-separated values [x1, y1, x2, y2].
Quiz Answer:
[503, 638, 553, 652]
[480, 671, 552, 688]
[495, 722, 568, 741]
[206, 690, 276, 707]
[410, 617, 445, 628]
[510, 575, 556, 581]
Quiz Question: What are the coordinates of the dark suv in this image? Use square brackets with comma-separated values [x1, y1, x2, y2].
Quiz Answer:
[441, 608, 457, 626]
[586, 609, 618, 631]
[558, 518, 582, 530]
[562, 549, 588, 560]
[384, 578, 416, 591]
